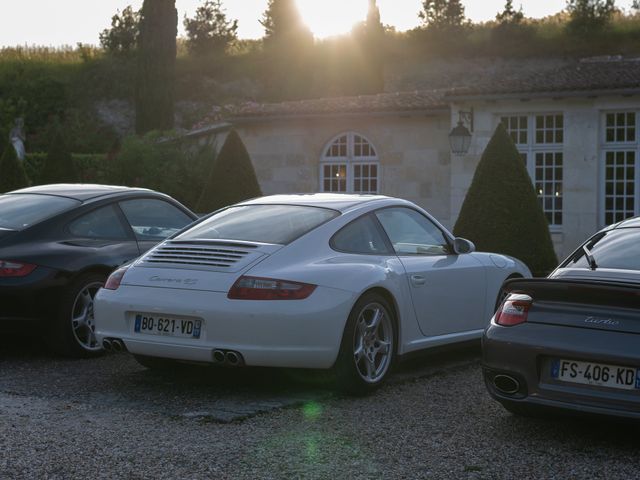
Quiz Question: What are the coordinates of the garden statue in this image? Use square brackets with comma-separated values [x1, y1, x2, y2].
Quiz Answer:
[10, 117, 26, 161]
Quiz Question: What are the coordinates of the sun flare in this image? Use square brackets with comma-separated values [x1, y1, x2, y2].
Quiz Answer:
[296, 0, 369, 38]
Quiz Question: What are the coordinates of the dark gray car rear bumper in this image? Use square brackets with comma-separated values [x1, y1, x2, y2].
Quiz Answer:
[482, 321, 640, 420]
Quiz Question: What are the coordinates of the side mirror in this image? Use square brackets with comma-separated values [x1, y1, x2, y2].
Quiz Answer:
[453, 237, 476, 255]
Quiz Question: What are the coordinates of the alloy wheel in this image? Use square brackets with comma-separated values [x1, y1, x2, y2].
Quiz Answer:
[70, 282, 103, 351]
[352, 302, 393, 383]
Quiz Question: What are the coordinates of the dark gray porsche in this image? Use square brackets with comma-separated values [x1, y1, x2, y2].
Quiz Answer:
[483, 217, 640, 419]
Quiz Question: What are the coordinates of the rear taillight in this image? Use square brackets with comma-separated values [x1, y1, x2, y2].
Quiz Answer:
[0, 260, 37, 277]
[228, 276, 316, 300]
[495, 293, 532, 327]
[104, 265, 129, 290]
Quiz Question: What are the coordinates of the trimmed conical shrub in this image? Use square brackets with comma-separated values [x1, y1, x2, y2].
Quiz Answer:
[0, 139, 29, 193]
[196, 130, 262, 213]
[453, 123, 557, 276]
[40, 120, 79, 184]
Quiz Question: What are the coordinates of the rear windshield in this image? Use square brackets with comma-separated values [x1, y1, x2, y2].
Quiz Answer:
[569, 229, 640, 271]
[0, 194, 80, 230]
[177, 204, 339, 245]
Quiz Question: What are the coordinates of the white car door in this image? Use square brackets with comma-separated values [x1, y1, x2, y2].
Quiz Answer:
[375, 207, 487, 337]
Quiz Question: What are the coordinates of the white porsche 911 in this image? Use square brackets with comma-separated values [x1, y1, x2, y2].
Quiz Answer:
[95, 194, 530, 392]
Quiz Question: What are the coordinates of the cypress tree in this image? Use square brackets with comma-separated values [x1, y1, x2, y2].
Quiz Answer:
[135, 0, 178, 134]
[196, 130, 262, 213]
[453, 124, 558, 276]
[0, 134, 29, 193]
[40, 120, 78, 184]
[354, 0, 385, 94]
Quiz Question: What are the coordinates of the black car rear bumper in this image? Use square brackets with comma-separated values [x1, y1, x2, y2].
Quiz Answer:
[0, 266, 64, 324]
[482, 321, 640, 420]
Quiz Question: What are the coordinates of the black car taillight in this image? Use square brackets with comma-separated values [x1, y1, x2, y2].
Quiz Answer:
[495, 293, 532, 327]
[104, 265, 129, 290]
[0, 260, 37, 277]
[228, 276, 316, 300]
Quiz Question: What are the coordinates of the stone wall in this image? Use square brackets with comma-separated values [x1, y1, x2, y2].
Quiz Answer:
[235, 113, 454, 226]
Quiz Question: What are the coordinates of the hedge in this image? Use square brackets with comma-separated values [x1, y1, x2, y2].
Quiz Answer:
[25, 153, 108, 185]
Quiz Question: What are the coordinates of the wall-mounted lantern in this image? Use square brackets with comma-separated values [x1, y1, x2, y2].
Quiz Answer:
[449, 109, 474, 156]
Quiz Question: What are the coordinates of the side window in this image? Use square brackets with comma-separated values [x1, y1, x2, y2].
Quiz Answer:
[119, 198, 193, 241]
[68, 205, 129, 240]
[375, 208, 450, 256]
[331, 214, 391, 255]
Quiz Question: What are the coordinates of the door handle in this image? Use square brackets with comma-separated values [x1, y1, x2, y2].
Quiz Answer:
[410, 274, 426, 286]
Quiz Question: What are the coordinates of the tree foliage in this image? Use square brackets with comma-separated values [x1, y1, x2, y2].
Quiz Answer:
[260, 0, 313, 50]
[352, 0, 386, 94]
[196, 130, 262, 213]
[135, 0, 178, 134]
[0, 130, 29, 193]
[259, 0, 314, 100]
[99, 6, 141, 56]
[184, 0, 238, 56]
[419, 0, 467, 29]
[566, 0, 616, 34]
[40, 119, 79, 185]
[453, 124, 557, 276]
[496, 0, 524, 24]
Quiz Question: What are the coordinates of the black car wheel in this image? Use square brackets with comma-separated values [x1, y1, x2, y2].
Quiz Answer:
[335, 292, 396, 395]
[46, 273, 106, 358]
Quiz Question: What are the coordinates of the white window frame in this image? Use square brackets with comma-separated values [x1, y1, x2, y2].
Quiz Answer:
[320, 132, 381, 194]
[500, 113, 564, 229]
[600, 110, 639, 227]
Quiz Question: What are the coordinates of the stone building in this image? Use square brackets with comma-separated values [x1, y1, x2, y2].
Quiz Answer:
[199, 57, 640, 259]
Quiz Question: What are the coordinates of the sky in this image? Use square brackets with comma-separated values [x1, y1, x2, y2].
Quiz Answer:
[0, 0, 636, 47]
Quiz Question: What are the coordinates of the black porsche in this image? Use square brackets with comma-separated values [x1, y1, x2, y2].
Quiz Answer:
[483, 216, 640, 419]
[0, 184, 197, 357]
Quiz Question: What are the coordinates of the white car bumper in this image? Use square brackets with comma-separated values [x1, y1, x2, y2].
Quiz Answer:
[94, 285, 356, 369]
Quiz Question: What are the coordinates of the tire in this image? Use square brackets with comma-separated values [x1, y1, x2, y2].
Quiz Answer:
[335, 292, 396, 395]
[45, 273, 106, 358]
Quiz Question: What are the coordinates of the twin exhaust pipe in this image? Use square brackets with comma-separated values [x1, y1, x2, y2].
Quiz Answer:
[102, 338, 126, 353]
[212, 349, 244, 367]
[102, 339, 243, 368]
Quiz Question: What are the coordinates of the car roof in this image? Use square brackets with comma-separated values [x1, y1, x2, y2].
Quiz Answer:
[613, 216, 640, 229]
[8, 184, 154, 202]
[237, 193, 395, 213]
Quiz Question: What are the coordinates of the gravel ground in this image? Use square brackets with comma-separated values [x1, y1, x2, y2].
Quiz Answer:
[1, 337, 638, 480]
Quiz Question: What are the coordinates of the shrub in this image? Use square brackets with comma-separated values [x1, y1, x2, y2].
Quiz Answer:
[0, 141, 29, 193]
[107, 132, 216, 210]
[40, 120, 79, 184]
[453, 123, 558, 276]
[196, 130, 261, 213]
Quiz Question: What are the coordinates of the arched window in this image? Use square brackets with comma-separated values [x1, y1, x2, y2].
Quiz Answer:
[320, 132, 380, 194]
